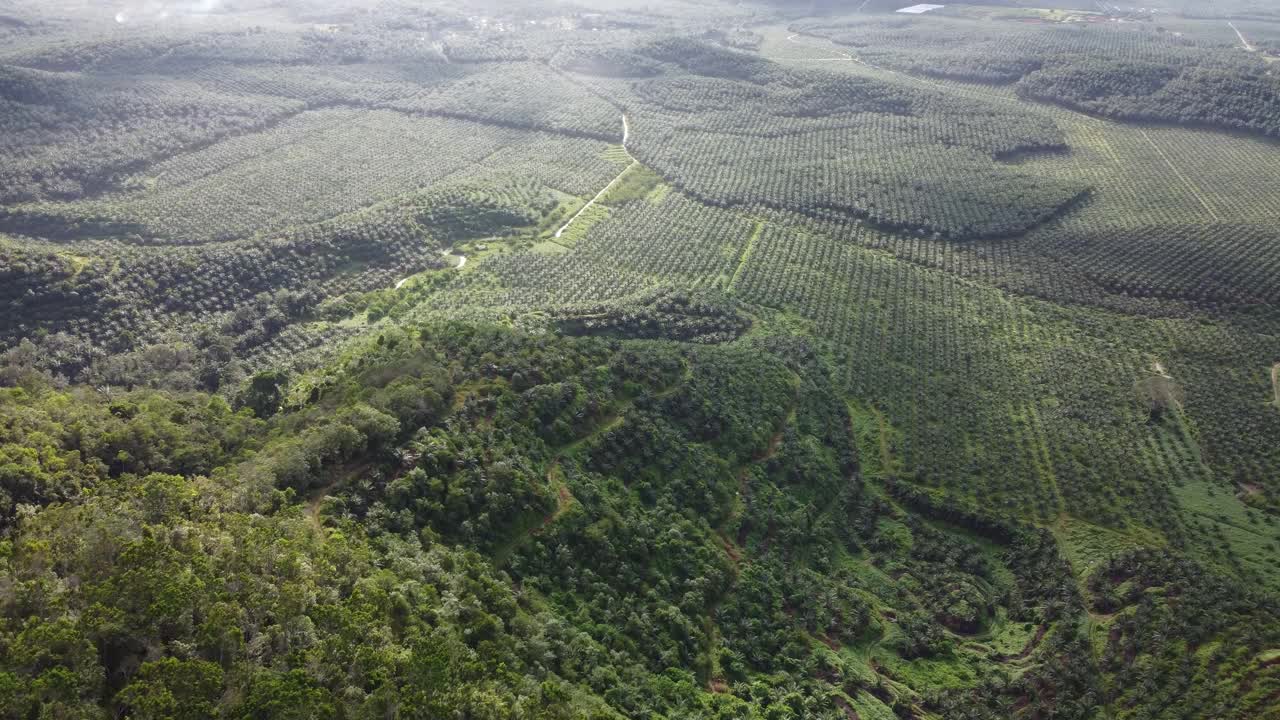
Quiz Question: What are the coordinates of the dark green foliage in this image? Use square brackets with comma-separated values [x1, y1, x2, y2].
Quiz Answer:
[625, 39, 1082, 239]
[409, 180, 557, 242]
[1088, 550, 1280, 719]
[0, 321, 1115, 719]
[0, 381, 260, 521]
[0, 245, 115, 348]
[641, 38, 782, 83]
[0, 63, 302, 203]
[797, 14, 1280, 138]
[1, 3, 1278, 719]
[241, 370, 289, 419]
[1023, 222, 1280, 309]
[555, 47, 664, 78]
[1023, 58, 1181, 102]
[1020, 60, 1280, 136]
[0, 203, 449, 377]
[383, 62, 620, 139]
[555, 289, 752, 344]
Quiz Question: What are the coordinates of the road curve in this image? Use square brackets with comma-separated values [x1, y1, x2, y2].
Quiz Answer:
[395, 251, 465, 289]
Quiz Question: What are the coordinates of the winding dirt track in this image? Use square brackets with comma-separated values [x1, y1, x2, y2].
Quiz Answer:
[554, 114, 635, 239]
[395, 251, 464, 289]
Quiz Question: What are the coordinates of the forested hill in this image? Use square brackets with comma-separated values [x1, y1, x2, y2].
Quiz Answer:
[9, 321, 1275, 719]
[2, 0, 1280, 719]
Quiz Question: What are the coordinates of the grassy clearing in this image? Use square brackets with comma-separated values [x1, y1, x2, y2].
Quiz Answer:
[56, 252, 90, 276]
[837, 551, 901, 608]
[552, 203, 611, 248]
[646, 181, 672, 205]
[726, 221, 764, 293]
[599, 164, 664, 207]
[847, 401, 901, 480]
[849, 691, 899, 720]
[601, 145, 633, 165]
[878, 652, 980, 693]
[1053, 515, 1160, 581]
[534, 192, 583, 236]
[531, 240, 569, 254]
[1173, 475, 1280, 588]
[549, 156, 641, 242]
[981, 611, 1036, 657]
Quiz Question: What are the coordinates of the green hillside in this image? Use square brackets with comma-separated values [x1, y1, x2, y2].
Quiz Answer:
[1, 1, 1278, 718]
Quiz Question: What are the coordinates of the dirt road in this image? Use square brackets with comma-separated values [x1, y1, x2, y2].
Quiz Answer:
[1229, 22, 1256, 52]
[395, 251, 465, 289]
[554, 114, 634, 239]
